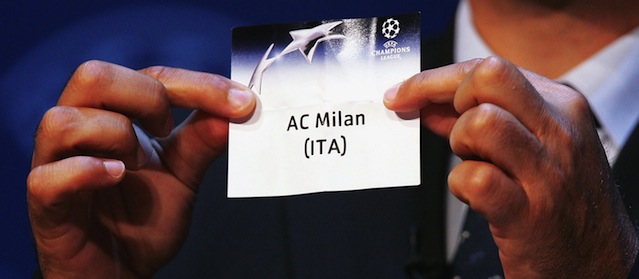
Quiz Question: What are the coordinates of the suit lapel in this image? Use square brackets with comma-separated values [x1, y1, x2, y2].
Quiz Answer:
[614, 123, 639, 225]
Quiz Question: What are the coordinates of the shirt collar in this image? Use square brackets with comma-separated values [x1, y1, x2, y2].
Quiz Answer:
[579, 36, 639, 149]
[454, 0, 639, 148]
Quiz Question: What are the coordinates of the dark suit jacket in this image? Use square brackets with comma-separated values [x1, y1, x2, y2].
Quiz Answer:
[619, 126, 639, 279]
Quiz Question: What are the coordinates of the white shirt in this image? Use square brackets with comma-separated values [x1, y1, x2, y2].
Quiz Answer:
[446, 0, 639, 261]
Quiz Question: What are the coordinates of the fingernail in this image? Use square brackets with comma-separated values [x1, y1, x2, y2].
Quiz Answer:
[104, 161, 125, 178]
[228, 87, 254, 110]
[384, 82, 402, 103]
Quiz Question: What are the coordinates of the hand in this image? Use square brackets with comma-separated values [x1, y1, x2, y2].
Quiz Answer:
[384, 57, 638, 278]
[27, 60, 256, 278]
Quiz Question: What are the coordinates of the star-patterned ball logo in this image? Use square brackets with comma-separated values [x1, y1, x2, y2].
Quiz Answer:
[381, 18, 400, 39]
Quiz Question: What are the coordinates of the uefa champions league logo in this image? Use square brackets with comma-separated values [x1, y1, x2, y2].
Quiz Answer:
[381, 18, 400, 39]
[372, 17, 410, 61]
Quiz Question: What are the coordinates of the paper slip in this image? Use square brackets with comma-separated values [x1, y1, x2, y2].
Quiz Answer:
[228, 13, 421, 197]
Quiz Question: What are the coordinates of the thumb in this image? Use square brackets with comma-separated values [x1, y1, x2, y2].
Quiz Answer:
[155, 111, 230, 192]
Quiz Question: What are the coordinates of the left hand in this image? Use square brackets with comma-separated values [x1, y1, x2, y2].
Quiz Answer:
[27, 61, 256, 278]
[384, 57, 638, 278]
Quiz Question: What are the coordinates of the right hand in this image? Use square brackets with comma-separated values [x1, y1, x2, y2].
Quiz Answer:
[384, 58, 637, 278]
[27, 60, 256, 278]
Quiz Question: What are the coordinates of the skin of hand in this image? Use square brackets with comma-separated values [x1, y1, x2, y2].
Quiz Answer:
[384, 57, 638, 278]
[27, 60, 256, 278]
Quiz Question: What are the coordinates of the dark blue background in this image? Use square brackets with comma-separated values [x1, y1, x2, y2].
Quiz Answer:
[0, 1, 457, 277]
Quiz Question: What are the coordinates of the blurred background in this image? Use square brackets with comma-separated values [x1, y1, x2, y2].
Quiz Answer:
[0, 0, 457, 277]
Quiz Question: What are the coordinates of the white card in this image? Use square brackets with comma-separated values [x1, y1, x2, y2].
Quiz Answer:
[229, 14, 421, 197]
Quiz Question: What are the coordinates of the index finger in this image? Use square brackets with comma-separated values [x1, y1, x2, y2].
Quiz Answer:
[59, 61, 257, 137]
[383, 58, 483, 111]
[139, 66, 256, 119]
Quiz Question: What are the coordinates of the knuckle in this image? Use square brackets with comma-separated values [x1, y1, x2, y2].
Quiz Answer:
[72, 60, 114, 90]
[466, 104, 503, 135]
[469, 57, 528, 103]
[140, 82, 170, 120]
[26, 168, 44, 198]
[143, 66, 172, 98]
[450, 104, 503, 155]
[410, 70, 428, 90]
[38, 107, 81, 141]
[449, 163, 501, 205]
[26, 176, 47, 219]
[472, 56, 511, 85]
[566, 91, 592, 119]
[466, 165, 498, 197]
[26, 169, 58, 209]
[26, 171, 53, 210]
[200, 73, 232, 93]
[132, 67, 172, 120]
